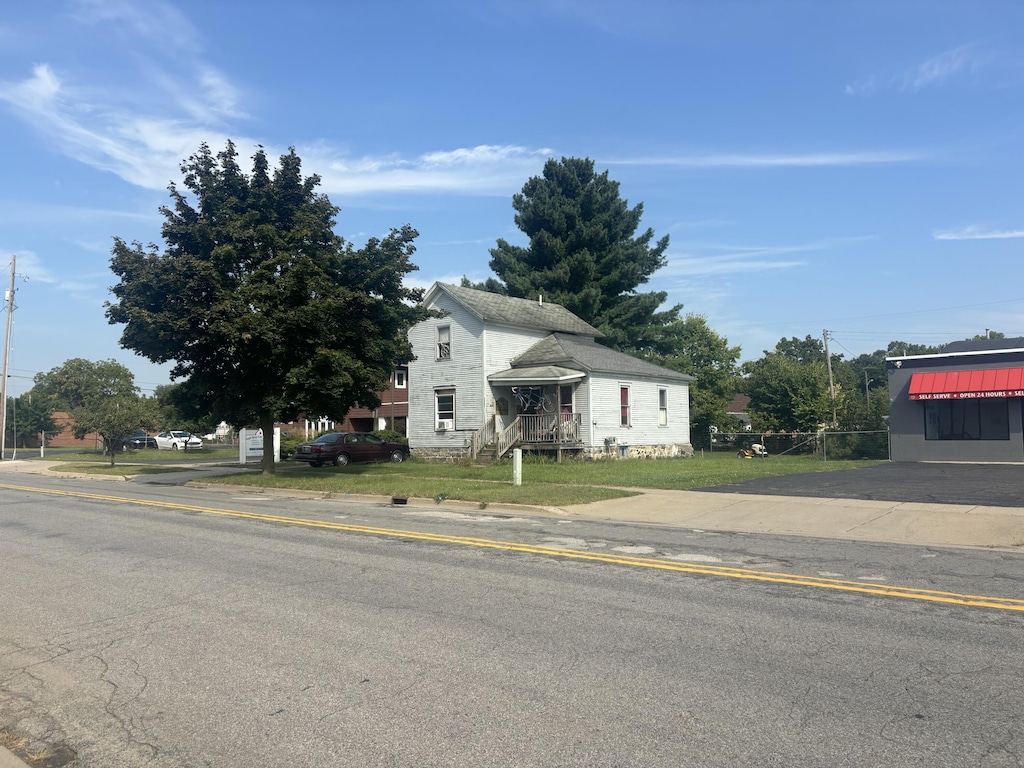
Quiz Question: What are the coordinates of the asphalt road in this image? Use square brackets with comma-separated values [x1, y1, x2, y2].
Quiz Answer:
[695, 461, 1024, 507]
[2, 475, 1023, 767]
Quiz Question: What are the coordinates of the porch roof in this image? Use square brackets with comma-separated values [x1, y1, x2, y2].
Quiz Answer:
[488, 365, 586, 385]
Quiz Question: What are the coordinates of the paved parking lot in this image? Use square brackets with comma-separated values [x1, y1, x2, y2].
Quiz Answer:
[696, 462, 1024, 508]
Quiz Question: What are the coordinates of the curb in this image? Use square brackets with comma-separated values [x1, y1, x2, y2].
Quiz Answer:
[0, 746, 30, 768]
[185, 480, 567, 518]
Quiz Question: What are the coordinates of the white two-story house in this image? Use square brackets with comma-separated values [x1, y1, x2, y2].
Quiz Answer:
[407, 283, 694, 461]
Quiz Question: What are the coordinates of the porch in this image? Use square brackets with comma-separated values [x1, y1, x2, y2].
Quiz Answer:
[472, 413, 584, 462]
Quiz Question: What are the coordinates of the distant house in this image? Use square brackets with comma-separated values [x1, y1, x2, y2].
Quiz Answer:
[407, 283, 694, 461]
[338, 367, 409, 436]
[725, 394, 752, 430]
[887, 337, 1024, 462]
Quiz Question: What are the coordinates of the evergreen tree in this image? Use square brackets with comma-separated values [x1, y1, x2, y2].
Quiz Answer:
[488, 157, 678, 350]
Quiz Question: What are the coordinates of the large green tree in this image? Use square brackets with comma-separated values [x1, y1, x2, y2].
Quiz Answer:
[487, 157, 678, 351]
[743, 347, 833, 433]
[106, 142, 429, 473]
[5, 394, 56, 448]
[31, 358, 158, 464]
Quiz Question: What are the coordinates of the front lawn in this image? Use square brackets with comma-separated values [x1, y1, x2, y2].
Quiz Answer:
[198, 454, 881, 507]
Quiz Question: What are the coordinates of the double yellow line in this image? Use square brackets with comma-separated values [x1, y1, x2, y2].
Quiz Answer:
[5, 482, 1024, 612]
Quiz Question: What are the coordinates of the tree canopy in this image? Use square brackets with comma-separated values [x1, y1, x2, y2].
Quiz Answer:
[106, 141, 429, 473]
[31, 358, 158, 464]
[486, 157, 678, 351]
[640, 314, 741, 448]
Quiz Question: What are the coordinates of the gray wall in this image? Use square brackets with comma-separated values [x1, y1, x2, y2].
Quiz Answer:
[887, 361, 1024, 462]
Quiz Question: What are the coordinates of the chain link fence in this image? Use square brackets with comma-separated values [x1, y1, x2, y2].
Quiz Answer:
[709, 430, 890, 461]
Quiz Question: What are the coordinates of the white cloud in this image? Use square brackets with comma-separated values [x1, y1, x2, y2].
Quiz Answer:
[0, 64, 233, 190]
[846, 43, 986, 96]
[311, 145, 555, 196]
[0, 200, 158, 226]
[933, 226, 1024, 240]
[0, 250, 56, 285]
[898, 44, 981, 92]
[70, 0, 200, 52]
[661, 236, 870, 278]
[604, 151, 922, 168]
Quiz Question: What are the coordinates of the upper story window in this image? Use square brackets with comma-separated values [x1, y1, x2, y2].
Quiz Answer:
[393, 369, 407, 388]
[437, 325, 451, 360]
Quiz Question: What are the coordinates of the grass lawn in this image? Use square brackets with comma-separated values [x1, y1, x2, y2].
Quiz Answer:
[38, 446, 239, 463]
[196, 454, 882, 507]
[40, 451, 882, 507]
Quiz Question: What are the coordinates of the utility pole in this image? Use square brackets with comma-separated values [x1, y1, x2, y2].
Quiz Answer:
[0, 255, 15, 459]
[823, 328, 837, 429]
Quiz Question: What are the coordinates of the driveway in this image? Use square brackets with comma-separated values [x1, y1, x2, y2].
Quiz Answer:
[694, 462, 1024, 508]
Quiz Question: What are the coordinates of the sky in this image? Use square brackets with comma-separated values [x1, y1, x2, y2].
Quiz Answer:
[1, 0, 1023, 397]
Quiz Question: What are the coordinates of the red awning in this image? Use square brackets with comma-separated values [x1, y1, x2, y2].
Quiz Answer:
[908, 368, 1024, 400]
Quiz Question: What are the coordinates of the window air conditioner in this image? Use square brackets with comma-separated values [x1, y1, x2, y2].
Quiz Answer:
[437, 420, 454, 431]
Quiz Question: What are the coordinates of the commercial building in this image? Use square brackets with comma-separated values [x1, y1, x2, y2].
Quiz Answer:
[887, 338, 1024, 462]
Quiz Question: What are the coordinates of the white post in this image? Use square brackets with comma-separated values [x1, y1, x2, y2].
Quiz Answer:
[512, 448, 522, 486]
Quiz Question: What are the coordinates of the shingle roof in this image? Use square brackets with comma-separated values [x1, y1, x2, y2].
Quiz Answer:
[940, 337, 1024, 354]
[432, 283, 604, 337]
[512, 333, 694, 382]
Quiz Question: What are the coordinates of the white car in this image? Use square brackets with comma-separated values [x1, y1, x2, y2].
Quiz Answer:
[155, 431, 204, 451]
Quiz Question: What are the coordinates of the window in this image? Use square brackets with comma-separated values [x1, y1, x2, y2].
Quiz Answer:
[436, 389, 455, 430]
[924, 399, 1009, 440]
[393, 369, 407, 388]
[620, 385, 631, 427]
[436, 325, 451, 360]
[658, 388, 668, 427]
[559, 385, 573, 413]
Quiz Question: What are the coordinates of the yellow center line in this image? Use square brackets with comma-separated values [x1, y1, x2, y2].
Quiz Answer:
[5, 482, 1024, 612]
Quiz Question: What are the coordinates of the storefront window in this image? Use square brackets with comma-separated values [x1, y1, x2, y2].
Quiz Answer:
[924, 399, 1010, 440]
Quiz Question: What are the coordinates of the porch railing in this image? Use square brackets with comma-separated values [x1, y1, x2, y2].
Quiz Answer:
[495, 413, 582, 458]
[471, 416, 497, 460]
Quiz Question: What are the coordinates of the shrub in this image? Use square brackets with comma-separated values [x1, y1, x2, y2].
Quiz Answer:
[373, 429, 408, 445]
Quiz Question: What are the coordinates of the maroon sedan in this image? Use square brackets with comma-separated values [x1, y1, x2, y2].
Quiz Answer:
[293, 432, 410, 467]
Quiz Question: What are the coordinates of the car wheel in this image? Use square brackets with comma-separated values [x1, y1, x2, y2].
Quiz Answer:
[390, 450, 405, 463]
[334, 453, 350, 467]
[171, 443, 180, 450]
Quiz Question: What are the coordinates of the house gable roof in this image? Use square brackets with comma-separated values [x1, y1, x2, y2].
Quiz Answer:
[510, 333, 694, 382]
[426, 283, 604, 337]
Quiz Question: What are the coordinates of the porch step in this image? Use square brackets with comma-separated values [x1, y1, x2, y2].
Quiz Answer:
[474, 445, 501, 464]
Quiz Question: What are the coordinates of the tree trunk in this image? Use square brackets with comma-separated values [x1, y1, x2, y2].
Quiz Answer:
[260, 412, 276, 475]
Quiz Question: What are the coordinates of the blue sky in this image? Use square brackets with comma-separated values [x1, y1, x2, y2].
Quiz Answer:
[1, 0, 1023, 397]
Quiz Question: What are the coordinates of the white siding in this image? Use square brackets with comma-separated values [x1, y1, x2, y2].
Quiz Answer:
[480, 324, 550, 423]
[587, 374, 690, 448]
[408, 297, 485, 450]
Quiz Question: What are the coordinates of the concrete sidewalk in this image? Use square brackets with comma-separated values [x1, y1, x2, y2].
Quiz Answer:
[3, 459, 1023, 551]
[558, 489, 1024, 551]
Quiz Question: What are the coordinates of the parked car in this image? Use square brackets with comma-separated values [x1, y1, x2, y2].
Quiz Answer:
[155, 431, 204, 451]
[120, 429, 157, 451]
[293, 432, 409, 467]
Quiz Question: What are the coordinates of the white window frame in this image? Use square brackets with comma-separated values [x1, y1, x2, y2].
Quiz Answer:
[436, 325, 451, 360]
[620, 384, 631, 427]
[435, 388, 455, 430]
[393, 369, 407, 389]
[658, 388, 668, 427]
